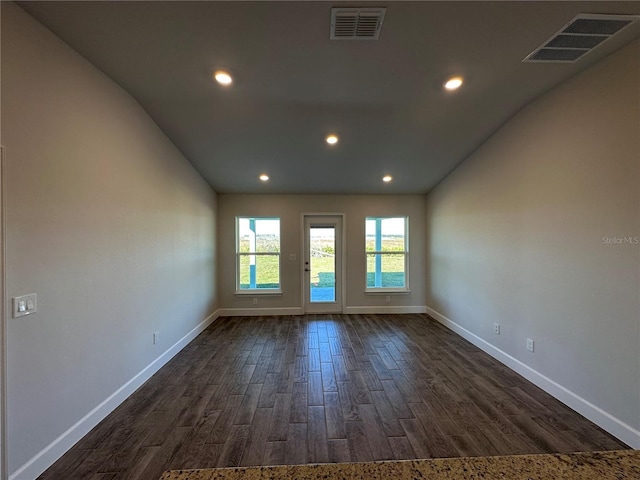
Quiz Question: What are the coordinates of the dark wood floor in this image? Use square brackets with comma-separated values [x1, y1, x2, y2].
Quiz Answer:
[39, 314, 627, 480]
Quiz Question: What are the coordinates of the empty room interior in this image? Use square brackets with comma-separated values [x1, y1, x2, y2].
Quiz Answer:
[1, 1, 639, 479]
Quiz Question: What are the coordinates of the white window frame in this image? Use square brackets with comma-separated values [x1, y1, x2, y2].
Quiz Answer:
[236, 217, 282, 294]
[364, 216, 410, 293]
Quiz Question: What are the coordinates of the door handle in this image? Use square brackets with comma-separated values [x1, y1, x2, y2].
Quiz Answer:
[304, 268, 310, 272]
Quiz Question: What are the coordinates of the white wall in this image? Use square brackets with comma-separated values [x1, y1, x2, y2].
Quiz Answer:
[1, 3, 218, 477]
[218, 194, 427, 314]
[426, 39, 639, 447]
[1, 146, 6, 479]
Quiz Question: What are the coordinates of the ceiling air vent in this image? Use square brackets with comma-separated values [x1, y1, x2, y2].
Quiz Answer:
[524, 13, 639, 63]
[330, 7, 386, 40]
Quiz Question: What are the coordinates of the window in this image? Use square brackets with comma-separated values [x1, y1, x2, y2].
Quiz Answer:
[236, 217, 281, 292]
[365, 217, 408, 291]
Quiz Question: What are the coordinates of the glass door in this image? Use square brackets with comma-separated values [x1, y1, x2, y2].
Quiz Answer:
[303, 216, 343, 313]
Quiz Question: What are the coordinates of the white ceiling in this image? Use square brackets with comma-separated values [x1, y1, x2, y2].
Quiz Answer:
[17, 1, 640, 194]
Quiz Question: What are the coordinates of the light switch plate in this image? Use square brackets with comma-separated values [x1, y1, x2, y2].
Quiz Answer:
[13, 294, 37, 318]
[526, 338, 535, 352]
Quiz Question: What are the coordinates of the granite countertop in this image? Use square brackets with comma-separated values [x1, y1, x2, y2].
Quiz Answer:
[160, 450, 639, 480]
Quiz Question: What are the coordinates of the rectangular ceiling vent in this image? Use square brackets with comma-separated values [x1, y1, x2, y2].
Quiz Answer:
[523, 13, 639, 63]
[330, 7, 386, 40]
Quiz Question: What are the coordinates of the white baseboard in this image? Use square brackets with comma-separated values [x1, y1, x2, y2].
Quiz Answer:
[10, 310, 220, 480]
[344, 305, 427, 314]
[217, 307, 304, 317]
[218, 306, 427, 316]
[426, 306, 640, 449]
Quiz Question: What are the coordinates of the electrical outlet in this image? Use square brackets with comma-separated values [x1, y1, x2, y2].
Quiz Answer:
[526, 338, 534, 352]
[252, 297, 258, 305]
[493, 323, 500, 335]
[385, 295, 391, 303]
[153, 331, 160, 345]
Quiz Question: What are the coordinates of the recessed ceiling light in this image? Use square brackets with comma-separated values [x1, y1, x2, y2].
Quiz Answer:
[382, 175, 393, 183]
[444, 76, 463, 91]
[326, 134, 339, 145]
[214, 70, 233, 86]
[259, 174, 269, 182]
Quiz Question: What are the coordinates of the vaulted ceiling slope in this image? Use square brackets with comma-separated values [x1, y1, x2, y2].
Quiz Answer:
[17, 1, 640, 194]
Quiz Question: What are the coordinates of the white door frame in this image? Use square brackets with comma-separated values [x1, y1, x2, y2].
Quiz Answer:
[301, 214, 346, 314]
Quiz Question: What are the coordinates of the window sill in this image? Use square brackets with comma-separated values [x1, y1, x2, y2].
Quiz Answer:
[235, 290, 282, 296]
[364, 289, 411, 295]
